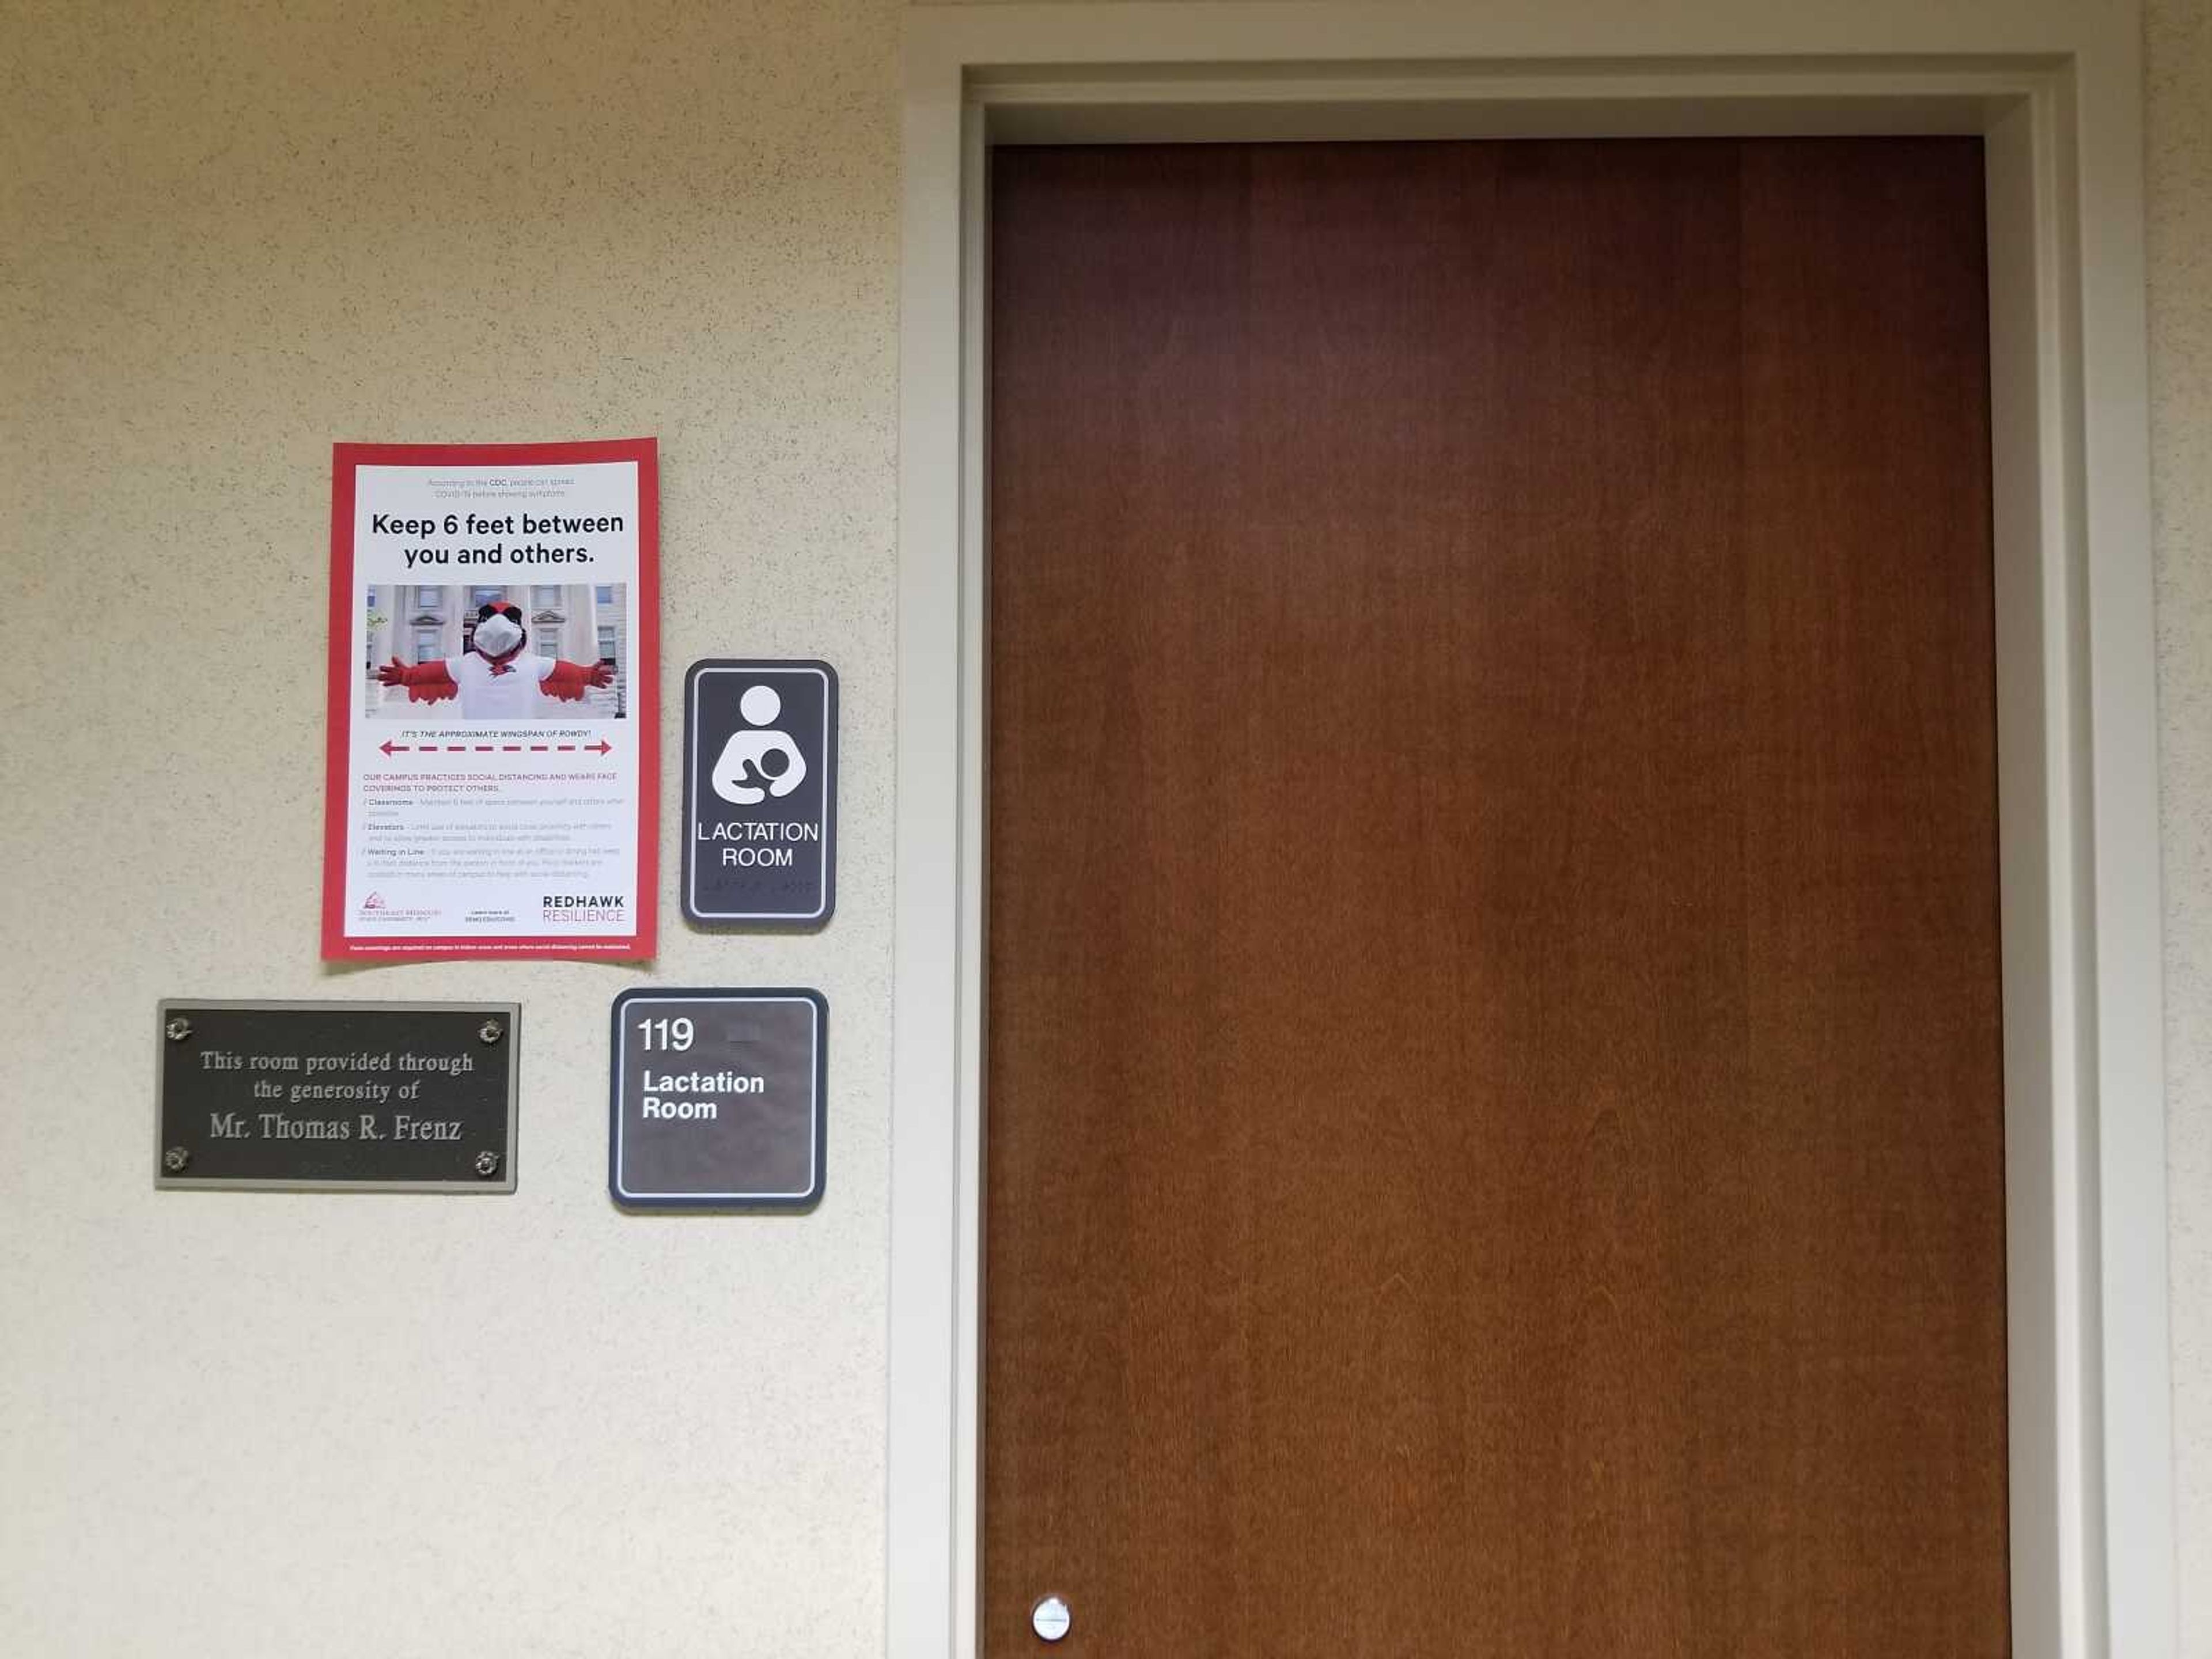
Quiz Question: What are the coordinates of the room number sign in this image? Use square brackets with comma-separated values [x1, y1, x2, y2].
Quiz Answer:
[607, 988, 826, 1211]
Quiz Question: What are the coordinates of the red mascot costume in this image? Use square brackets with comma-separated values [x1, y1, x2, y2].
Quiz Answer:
[377, 600, 612, 719]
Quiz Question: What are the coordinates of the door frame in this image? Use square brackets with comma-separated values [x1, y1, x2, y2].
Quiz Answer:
[889, 5, 2174, 1656]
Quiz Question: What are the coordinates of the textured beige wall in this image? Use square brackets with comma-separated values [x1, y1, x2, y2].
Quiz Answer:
[2, 0, 2206, 1653]
[0, 2, 901, 1653]
[2149, 0, 2212, 1651]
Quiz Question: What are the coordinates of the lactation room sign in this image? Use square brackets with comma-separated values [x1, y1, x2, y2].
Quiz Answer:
[321, 440, 660, 961]
[684, 660, 837, 926]
[609, 988, 827, 1210]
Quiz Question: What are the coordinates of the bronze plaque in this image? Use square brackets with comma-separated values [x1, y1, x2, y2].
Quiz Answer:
[156, 1000, 518, 1192]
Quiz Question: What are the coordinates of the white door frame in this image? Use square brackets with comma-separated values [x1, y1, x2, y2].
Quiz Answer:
[891, 6, 2175, 1656]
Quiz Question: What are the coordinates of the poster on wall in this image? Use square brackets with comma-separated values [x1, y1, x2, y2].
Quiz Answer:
[321, 438, 659, 961]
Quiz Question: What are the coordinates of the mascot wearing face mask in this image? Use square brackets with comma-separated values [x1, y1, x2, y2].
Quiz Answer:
[377, 600, 613, 719]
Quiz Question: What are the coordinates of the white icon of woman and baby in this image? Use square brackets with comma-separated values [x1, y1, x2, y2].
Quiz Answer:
[710, 684, 807, 805]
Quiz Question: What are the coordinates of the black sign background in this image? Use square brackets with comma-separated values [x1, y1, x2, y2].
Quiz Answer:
[683, 660, 837, 927]
[608, 988, 825, 1211]
[156, 1001, 518, 1191]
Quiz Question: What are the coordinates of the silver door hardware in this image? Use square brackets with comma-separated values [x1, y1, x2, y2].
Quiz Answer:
[1031, 1594, 1071, 1642]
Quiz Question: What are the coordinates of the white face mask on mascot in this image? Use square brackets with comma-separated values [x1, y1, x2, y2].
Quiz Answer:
[474, 611, 525, 658]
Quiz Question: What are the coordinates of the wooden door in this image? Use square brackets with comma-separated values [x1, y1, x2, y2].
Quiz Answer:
[985, 138, 2008, 1657]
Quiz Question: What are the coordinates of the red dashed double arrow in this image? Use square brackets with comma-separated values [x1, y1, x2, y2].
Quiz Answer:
[380, 740, 612, 756]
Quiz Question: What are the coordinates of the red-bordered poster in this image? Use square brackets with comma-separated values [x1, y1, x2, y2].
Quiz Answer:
[322, 439, 659, 961]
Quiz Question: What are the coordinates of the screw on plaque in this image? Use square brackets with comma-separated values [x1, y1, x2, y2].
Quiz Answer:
[162, 1146, 191, 1173]
[164, 1016, 193, 1041]
[478, 1020, 504, 1044]
[474, 1150, 501, 1178]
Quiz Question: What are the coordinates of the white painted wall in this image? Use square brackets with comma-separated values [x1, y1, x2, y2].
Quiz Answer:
[1, 1, 2205, 1653]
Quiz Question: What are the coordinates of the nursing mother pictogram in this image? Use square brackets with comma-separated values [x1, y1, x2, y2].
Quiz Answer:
[711, 684, 808, 805]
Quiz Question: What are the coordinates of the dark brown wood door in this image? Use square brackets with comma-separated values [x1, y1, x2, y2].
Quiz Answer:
[985, 138, 2006, 1658]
